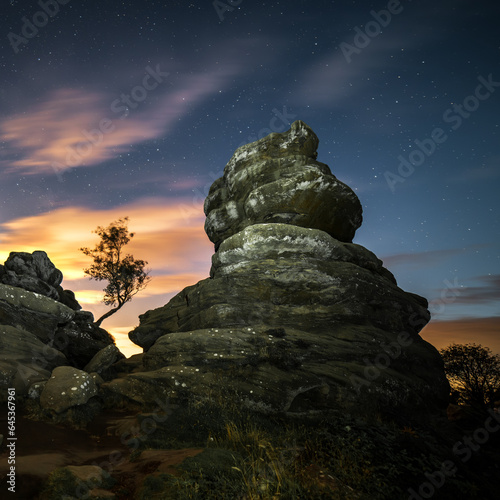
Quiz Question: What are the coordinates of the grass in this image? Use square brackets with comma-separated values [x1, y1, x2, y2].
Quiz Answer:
[129, 387, 500, 500]
[37, 374, 500, 499]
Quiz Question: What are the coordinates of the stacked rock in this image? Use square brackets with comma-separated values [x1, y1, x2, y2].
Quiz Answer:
[204, 119, 362, 249]
[125, 121, 449, 417]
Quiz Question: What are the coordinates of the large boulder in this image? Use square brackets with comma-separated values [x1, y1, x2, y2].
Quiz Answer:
[0, 283, 75, 344]
[40, 366, 98, 414]
[55, 311, 116, 369]
[122, 121, 449, 419]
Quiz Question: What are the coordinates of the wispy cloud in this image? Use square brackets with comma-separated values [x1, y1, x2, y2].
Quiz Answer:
[442, 275, 500, 305]
[380, 246, 478, 268]
[0, 197, 213, 284]
[293, 3, 451, 107]
[448, 155, 500, 183]
[0, 50, 251, 176]
[293, 28, 418, 106]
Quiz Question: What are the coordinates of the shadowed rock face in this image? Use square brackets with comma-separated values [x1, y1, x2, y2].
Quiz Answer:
[0, 253, 116, 403]
[122, 121, 449, 418]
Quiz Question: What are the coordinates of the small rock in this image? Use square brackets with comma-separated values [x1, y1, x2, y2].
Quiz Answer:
[84, 345, 124, 375]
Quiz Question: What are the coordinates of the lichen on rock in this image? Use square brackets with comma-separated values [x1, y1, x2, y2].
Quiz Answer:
[122, 121, 449, 419]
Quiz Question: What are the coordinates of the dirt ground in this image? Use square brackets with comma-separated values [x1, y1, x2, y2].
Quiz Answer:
[0, 409, 203, 499]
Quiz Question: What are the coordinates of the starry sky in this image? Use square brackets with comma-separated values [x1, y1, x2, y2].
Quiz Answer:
[1, 0, 499, 357]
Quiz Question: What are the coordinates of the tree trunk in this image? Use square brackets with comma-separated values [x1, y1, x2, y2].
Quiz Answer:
[95, 304, 123, 327]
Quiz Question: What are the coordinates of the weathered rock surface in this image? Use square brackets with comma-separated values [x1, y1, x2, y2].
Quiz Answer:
[40, 366, 98, 414]
[0, 283, 75, 344]
[84, 344, 125, 377]
[0, 325, 68, 402]
[204, 120, 362, 250]
[0, 252, 118, 403]
[121, 121, 449, 419]
[0, 251, 80, 310]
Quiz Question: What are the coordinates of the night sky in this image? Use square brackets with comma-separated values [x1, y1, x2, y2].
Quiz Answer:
[1, 0, 499, 356]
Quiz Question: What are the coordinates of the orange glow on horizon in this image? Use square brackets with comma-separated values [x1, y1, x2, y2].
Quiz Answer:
[0, 198, 213, 357]
[421, 317, 500, 355]
[1, 203, 497, 359]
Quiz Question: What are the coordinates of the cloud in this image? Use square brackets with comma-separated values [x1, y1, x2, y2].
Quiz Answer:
[293, 2, 454, 108]
[0, 197, 213, 284]
[439, 275, 500, 305]
[0, 197, 215, 356]
[421, 316, 500, 355]
[380, 247, 471, 268]
[293, 29, 417, 106]
[0, 61, 246, 176]
[448, 156, 500, 183]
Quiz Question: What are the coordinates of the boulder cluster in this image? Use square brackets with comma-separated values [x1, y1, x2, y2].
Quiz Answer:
[115, 121, 449, 417]
[0, 251, 122, 414]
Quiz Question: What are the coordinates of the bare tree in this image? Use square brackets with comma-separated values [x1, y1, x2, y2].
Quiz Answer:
[440, 343, 500, 409]
[80, 217, 151, 327]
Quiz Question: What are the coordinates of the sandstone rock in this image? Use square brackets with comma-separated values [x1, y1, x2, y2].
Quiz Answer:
[84, 344, 125, 376]
[0, 325, 68, 402]
[124, 121, 449, 419]
[28, 380, 47, 399]
[1, 251, 81, 310]
[0, 255, 116, 403]
[40, 366, 98, 413]
[0, 283, 115, 370]
[130, 224, 424, 351]
[89, 372, 105, 386]
[112, 353, 144, 376]
[2, 251, 61, 300]
[204, 120, 362, 250]
[0, 283, 75, 326]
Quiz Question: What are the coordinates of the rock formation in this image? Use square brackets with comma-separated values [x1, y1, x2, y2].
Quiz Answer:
[0, 250, 80, 310]
[0, 251, 116, 404]
[113, 121, 450, 418]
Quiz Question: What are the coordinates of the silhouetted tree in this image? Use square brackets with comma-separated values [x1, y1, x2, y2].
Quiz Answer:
[440, 343, 500, 409]
[80, 217, 151, 326]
